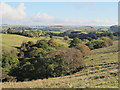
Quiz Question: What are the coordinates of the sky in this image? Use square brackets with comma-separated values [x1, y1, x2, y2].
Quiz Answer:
[0, 2, 118, 26]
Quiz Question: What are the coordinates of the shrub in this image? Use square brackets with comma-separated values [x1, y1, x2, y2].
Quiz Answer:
[48, 39, 66, 49]
[48, 39, 59, 47]
[28, 47, 43, 58]
[64, 36, 69, 40]
[48, 48, 84, 73]
[76, 45, 91, 57]
[100, 37, 113, 47]
[2, 70, 17, 82]
[69, 38, 82, 47]
[86, 39, 105, 49]
[86, 37, 113, 50]
[36, 39, 49, 49]
[2, 52, 19, 72]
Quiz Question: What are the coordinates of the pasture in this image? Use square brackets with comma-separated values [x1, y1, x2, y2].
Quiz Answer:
[1, 34, 68, 52]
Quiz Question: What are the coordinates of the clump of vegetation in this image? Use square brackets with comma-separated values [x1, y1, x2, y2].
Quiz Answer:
[101, 37, 113, 47]
[2, 52, 19, 72]
[76, 45, 91, 57]
[69, 37, 82, 47]
[1, 51, 19, 82]
[10, 48, 83, 81]
[86, 37, 113, 50]
[69, 37, 91, 57]
[48, 48, 84, 73]
[2, 70, 17, 82]
[6, 28, 45, 38]
[64, 36, 69, 40]
[7, 39, 84, 81]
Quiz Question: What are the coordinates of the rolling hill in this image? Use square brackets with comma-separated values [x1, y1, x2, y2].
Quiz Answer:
[1, 34, 68, 53]
[2, 40, 119, 88]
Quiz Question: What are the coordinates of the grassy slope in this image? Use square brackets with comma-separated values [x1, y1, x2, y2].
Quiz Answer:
[1, 34, 38, 52]
[1, 34, 68, 53]
[2, 41, 118, 88]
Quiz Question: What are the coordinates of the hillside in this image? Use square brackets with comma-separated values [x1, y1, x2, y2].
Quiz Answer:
[2, 41, 118, 88]
[1, 34, 38, 52]
[1, 34, 68, 53]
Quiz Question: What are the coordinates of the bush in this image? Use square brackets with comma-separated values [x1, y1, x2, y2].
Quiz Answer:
[48, 48, 84, 73]
[64, 36, 69, 40]
[2, 70, 17, 82]
[2, 52, 19, 72]
[48, 39, 59, 47]
[86, 37, 113, 50]
[69, 38, 82, 47]
[102, 39, 113, 47]
[28, 47, 43, 58]
[99, 37, 113, 47]
[76, 45, 91, 57]
[36, 39, 49, 49]
[86, 39, 104, 49]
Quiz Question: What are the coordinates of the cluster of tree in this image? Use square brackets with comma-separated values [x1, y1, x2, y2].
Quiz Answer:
[9, 48, 84, 81]
[85, 37, 113, 50]
[69, 36, 113, 52]
[109, 25, 119, 32]
[113, 31, 120, 37]
[1, 52, 19, 82]
[1, 34, 114, 82]
[69, 37, 91, 57]
[4, 28, 45, 38]
[2, 38, 85, 81]
[2, 37, 93, 81]
[47, 31, 114, 41]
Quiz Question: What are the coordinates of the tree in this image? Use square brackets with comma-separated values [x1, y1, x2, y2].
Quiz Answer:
[69, 38, 82, 47]
[48, 48, 84, 73]
[64, 36, 69, 40]
[36, 40, 49, 49]
[76, 45, 91, 57]
[10, 48, 84, 81]
[28, 47, 43, 58]
[2, 52, 19, 72]
[48, 39, 58, 46]
[7, 28, 11, 34]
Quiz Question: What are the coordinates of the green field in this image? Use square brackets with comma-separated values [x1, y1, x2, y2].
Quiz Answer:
[1, 34, 39, 52]
[1, 34, 68, 52]
[2, 38, 118, 88]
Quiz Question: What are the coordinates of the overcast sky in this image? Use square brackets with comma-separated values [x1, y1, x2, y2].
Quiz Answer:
[0, 2, 118, 26]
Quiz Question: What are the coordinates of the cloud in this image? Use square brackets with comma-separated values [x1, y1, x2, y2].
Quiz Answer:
[1, 2, 26, 24]
[0, 2, 117, 26]
[31, 13, 77, 25]
[32, 13, 54, 22]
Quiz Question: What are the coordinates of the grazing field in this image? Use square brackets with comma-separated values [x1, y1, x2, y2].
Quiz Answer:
[2, 41, 118, 88]
[1, 34, 38, 52]
[1, 34, 68, 52]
